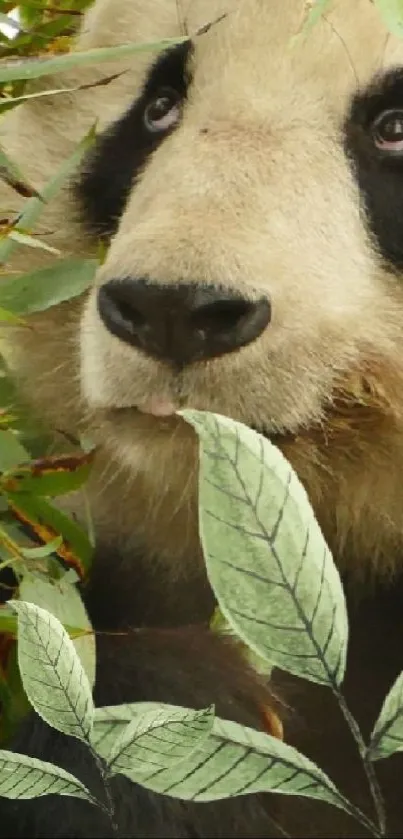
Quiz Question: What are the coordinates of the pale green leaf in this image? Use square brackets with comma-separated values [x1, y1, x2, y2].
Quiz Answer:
[19, 573, 95, 688]
[11, 600, 94, 741]
[0, 429, 29, 471]
[92, 702, 158, 754]
[19, 537, 63, 559]
[0, 36, 188, 84]
[369, 670, 403, 760]
[374, 0, 403, 37]
[181, 411, 348, 687]
[108, 706, 214, 777]
[0, 750, 94, 802]
[93, 702, 360, 823]
[0, 258, 98, 315]
[95, 701, 352, 816]
[7, 230, 60, 256]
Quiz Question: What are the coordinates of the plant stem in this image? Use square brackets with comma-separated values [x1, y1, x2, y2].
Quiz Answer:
[90, 746, 118, 835]
[334, 688, 386, 837]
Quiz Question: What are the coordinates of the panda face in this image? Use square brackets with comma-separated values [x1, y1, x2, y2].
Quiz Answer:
[6, 0, 403, 573]
[76, 0, 403, 467]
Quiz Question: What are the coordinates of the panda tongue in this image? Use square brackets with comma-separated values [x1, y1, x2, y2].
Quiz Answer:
[136, 397, 177, 417]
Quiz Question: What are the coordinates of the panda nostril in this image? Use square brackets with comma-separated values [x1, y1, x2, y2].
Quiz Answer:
[98, 285, 146, 338]
[190, 299, 252, 333]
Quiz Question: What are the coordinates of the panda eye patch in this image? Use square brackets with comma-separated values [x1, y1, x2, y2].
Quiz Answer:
[372, 108, 403, 153]
[144, 87, 182, 133]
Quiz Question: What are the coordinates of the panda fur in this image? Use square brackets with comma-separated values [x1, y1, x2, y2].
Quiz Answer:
[1, 0, 403, 835]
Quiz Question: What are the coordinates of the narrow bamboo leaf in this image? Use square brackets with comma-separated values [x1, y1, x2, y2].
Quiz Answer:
[0, 144, 39, 198]
[0, 429, 29, 472]
[369, 671, 403, 760]
[0, 606, 17, 636]
[0, 126, 96, 265]
[0, 36, 188, 83]
[181, 411, 348, 687]
[6, 491, 93, 578]
[19, 573, 95, 687]
[374, 0, 403, 37]
[19, 537, 63, 558]
[5, 450, 94, 496]
[108, 706, 214, 778]
[0, 750, 94, 802]
[6, 230, 60, 256]
[11, 600, 94, 741]
[0, 306, 25, 324]
[0, 258, 97, 315]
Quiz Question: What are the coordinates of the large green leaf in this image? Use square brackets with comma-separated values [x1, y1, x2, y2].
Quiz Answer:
[181, 411, 348, 687]
[11, 600, 94, 741]
[19, 573, 95, 688]
[0, 750, 94, 802]
[369, 670, 403, 760]
[108, 706, 214, 777]
[0, 258, 97, 315]
[93, 701, 354, 817]
[92, 703, 157, 755]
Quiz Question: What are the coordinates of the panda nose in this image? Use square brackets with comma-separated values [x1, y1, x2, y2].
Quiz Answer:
[97, 278, 271, 366]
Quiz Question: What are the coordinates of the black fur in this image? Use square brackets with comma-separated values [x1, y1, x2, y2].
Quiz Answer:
[345, 68, 403, 269]
[76, 41, 192, 237]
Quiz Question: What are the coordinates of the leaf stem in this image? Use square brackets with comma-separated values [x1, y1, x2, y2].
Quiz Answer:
[89, 745, 118, 836]
[333, 688, 386, 837]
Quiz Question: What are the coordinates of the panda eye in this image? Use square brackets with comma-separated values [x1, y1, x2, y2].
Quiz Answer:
[144, 88, 182, 133]
[372, 108, 403, 154]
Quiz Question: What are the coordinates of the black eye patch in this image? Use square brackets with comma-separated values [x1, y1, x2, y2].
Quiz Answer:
[75, 39, 193, 238]
[344, 68, 403, 270]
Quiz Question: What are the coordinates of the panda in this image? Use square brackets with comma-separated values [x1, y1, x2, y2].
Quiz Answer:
[1, 0, 403, 835]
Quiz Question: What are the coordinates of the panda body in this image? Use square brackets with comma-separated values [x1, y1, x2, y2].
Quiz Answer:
[1, 1, 403, 836]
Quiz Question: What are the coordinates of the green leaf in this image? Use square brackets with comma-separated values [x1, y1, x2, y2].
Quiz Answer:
[7, 229, 60, 256]
[0, 429, 29, 472]
[0, 306, 25, 325]
[368, 670, 403, 760]
[92, 703, 153, 754]
[374, 0, 403, 37]
[7, 451, 94, 496]
[181, 411, 348, 687]
[0, 36, 188, 83]
[0, 750, 94, 802]
[95, 701, 354, 816]
[11, 600, 94, 741]
[19, 572, 95, 687]
[19, 537, 63, 559]
[0, 257, 98, 315]
[0, 606, 17, 636]
[6, 491, 93, 578]
[0, 126, 96, 265]
[107, 706, 214, 778]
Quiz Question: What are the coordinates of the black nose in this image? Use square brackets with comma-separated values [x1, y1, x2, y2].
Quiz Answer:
[97, 278, 271, 366]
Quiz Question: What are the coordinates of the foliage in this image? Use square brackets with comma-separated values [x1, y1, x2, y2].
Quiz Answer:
[0, 2, 402, 838]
